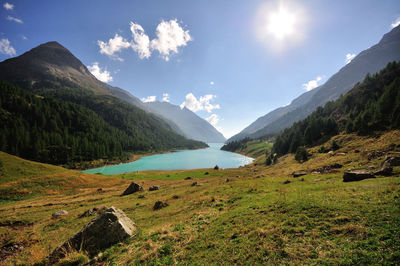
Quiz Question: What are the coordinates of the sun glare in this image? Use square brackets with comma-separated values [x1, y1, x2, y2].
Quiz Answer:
[267, 8, 295, 40]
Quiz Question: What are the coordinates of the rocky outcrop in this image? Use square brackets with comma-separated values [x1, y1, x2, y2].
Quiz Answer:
[49, 207, 136, 263]
[343, 170, 375, 182]
[374, 166, 393, 176]
[149, 186, 160, 191]
[292, 171, 307, 178]
[52, 210, 68, 218]
[153, 201, 168, 211]
[121, 182, 143, 196]
[382, 156, 400, 167]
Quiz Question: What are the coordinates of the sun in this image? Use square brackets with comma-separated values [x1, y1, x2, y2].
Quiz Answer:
[267, 7, 296, 40]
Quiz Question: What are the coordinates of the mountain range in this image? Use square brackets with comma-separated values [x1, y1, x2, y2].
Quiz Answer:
[228, 25, 400, 142]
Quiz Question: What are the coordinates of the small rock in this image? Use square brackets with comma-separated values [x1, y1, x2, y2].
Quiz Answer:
[184, 177, 192, 180]
[149, 185, 160, 191]
[328, 151, 334, 155]
[300, 178, 305, 181]
[153, 201, 168, 211]
[52, 210, 68, 218]
[204, 172, 209, 175]
[214, 165, 219, 170]
[225, 178, 230, 182]
[283, 180, 291, 184]
[97, 188, 103, 192]
[343, 170, 375, 182]
[337, 152, 346, 156]
[172, 195, 179, 199]
[191, 181, 202, 186]
[354, 149, 360, 153]
[373, 166, 393, 176]
[138, 195, 145, 199]
[292, 171, 307, 178]
[313, 179, 322, 182]
[382, 156, 400, 167]
[79, 206, 106, 218]
[121, 182, 143, 196]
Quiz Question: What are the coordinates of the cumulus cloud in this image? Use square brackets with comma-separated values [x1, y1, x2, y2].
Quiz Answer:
[87, 62, 113, 83]
[180, 93, 220, 113]
[150, 19, 192, 61]
[210, 81, 214, 85]
[21, 35, 28, 40]
[99, 19, 191, 62]
[346, 53, 356, 64]
[302, 76, 322, 92]
[97, 34, 131, 61]
[162, 93, 170, 102]
[6, 16, 23, 24]
[130, 22, 151, 59]
[3, 2, 13, 10]
[0, 38, 16, 56]
[391, 17, 400, 28]
[205, 114, 219, 127]
[141, 96, 156, 103]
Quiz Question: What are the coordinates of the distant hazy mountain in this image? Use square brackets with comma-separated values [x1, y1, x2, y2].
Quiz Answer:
[228, 25, 400, 142]
[145, 101, 226, 143]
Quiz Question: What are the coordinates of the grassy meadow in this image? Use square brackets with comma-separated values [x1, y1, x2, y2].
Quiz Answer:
[0, 132, 399, 265]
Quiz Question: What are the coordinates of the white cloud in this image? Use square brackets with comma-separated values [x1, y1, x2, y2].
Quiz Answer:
[130, 22, 151, 59]
[302, 76, 322, 92]
[391, 17, 400, 28]
[87, 62, 113, 83]
[162, 93, 170, 102]
[180, 93, 220, 113]
[210, 81, 214, 85]
[6, 16, 23, 24]
[21, 35, 27, 40]
[0, 38, 16, 56]
[141, 96, 156, 103]
[97, 34, 131, 61]
[150, 19, 192, 61]
[3, 2, 13, 10]
[205, 114, 219, 127]
[345, 53, 356, 64]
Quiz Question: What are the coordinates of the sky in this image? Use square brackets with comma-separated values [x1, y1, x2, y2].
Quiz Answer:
[0, 0, 399, 138]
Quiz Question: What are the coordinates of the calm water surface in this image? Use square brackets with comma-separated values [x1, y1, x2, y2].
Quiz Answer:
[83, 143, 253, 175]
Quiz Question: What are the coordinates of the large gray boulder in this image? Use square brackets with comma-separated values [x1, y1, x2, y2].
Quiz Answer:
[121, 182, 143, 196]
[382, 156, 400, 167]
[343, 170, 375, 182]
[49, 206, 136, 263]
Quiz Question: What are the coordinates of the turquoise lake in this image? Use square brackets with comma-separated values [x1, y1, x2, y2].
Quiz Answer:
[83, 143, 253, 175]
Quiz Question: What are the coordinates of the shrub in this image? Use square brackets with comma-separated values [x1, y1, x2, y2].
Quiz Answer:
[295, 146, 308, 163]
[331, 140, 340, 151]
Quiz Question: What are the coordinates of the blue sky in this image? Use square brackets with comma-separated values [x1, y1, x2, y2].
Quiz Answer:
[1, 0, 399, 138]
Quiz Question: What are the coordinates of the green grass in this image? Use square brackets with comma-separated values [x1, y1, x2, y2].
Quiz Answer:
[0, 131, 399, 264]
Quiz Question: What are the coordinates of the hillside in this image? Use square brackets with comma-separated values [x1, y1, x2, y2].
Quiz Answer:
[0, 131, 399, 264]
[0, 43, 207, 166]
[145, 101, 226, 143]
[272, 61, 400, 157]
[228, 25, 400, 142]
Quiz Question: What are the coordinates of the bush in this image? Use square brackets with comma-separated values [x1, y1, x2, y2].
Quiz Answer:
[331, 140, 340, 151]
[295, 146, 308, 163]
[318, 145, 328, 153]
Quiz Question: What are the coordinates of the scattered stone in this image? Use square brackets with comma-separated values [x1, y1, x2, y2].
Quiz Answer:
[328, 151, 334, 155]
[373, 166, 393, 176]
[204, 172, 209, 175]
[343, 170, 375, 182]
[231, 233, 238, 239]
[313, 179, 322, 182]
[354, 149, 360, 153]
[191, 181, 202, 186]
[172, 195, 179, 199]
[300, 178, 305, 181]
[225, 178, 230, 182]
[292, 171, 307, 178]
[52, 210, 68, 218]
[97, 188, 103, 192]
[138, 195, 145, 199]
[149, 185, 160, 191]
[121, 182, 143, 196]
[49, 207, 136, 263]
[367, 165, 377, 169]
[153, 201, 168, 211]
[337, 152, 347, 156]
[79, 206, 107, 218]
[184, 177, 192, 180]
[382, 156, 400, 167]
[312, 163, 343, 174]
[214, 165, 219, 170]
[236, 175, 240, 178]
[325, 180, 335, 184]
[283, 180, 291, 184]
[311, 171, 321, 175]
